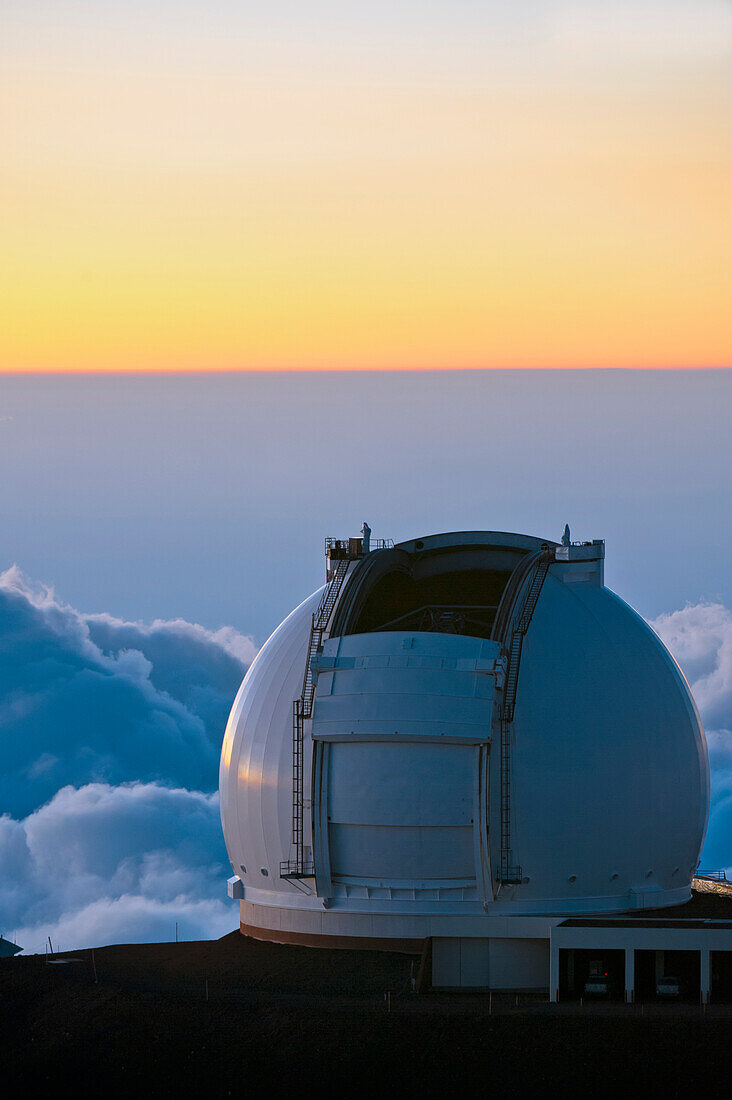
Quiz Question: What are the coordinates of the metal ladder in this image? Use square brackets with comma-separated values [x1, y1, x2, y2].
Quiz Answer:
[503, 556, 551, 723]
[498, 550, 552, 884]
[282, 557, 351, 879]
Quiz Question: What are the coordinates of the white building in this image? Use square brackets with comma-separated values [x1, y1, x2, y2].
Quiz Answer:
[220, 530, 730, 997]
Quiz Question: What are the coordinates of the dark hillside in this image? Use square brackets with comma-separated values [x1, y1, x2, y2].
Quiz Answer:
[3, 927, 732, 1098]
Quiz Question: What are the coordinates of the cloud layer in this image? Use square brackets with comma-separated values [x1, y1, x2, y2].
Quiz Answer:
[0, 782, 234, 953]
[0, 567, 251, 951]
[1, 568, 731, 953]
[0, 566, 254, 818]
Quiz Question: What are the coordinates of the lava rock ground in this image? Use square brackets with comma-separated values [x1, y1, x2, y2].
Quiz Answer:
[3, 931, 732, 1097]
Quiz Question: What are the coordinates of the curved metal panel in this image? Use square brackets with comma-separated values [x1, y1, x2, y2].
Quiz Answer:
[219, 530, 710, 943]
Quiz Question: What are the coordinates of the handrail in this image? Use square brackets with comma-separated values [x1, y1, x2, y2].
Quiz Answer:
[325, 536, 393, 558]
[369, 603, 499, 633]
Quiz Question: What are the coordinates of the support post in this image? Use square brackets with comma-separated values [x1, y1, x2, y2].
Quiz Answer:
[549, 941, 560, 1003]
[624, 947, 635, 1004]
[700, 948, 710, 1005]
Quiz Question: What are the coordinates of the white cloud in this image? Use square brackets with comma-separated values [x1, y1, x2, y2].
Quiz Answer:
[0, 569, 251, 951]
[1, 782, 235, 953]
[652, 603, 732, 872]
[652, 602, 732, 752]
[0, 566, 253, 817]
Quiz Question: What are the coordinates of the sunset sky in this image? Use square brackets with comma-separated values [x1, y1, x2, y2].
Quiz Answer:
[2, 0, 731, 371]
[2, 2, 732, 961]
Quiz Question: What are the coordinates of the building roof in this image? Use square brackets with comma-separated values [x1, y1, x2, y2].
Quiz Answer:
[559, 918, 732, 930]
[559, 887, 732, 928]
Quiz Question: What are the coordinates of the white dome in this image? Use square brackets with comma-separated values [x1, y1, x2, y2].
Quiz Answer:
[220, 531, 709, 949]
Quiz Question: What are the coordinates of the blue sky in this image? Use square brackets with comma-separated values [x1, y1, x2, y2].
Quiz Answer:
[0, 370, 730, 643]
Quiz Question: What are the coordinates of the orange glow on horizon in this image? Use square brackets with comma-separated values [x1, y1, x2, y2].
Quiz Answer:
[2, 4, 730, 373]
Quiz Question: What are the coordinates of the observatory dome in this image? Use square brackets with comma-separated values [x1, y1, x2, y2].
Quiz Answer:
[220, 530, 709, 982]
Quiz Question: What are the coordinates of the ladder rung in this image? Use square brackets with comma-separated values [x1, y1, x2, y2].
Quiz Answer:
[288, 552, 353, 875]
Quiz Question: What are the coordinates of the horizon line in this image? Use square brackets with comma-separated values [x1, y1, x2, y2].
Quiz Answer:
[1, 364, 730, 375]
